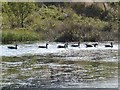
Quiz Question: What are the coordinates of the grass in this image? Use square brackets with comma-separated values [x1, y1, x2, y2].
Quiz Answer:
[2, 28, 41, 44]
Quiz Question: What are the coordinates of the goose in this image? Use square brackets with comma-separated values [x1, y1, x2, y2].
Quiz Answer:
[85, 44, 93, 48]
[92, 43, 98, 47]
[71, 42, 80, 47]
[57, 43, 68, 48]
[105, 42, 113, 48]
[38, 43, 48, 49]
[8, 44, 17, 49]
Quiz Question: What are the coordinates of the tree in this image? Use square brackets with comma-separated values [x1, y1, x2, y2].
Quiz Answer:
[3, 2, 35, 28]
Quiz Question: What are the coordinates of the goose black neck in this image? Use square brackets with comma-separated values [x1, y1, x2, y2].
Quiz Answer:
[46, 44, 48, 48]
[15, 45, 17, 49]
[65, 44, 68, 48]
[111, 42, 113, 46]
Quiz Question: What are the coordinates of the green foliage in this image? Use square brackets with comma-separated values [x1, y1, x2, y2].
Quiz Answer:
[2, 2, 118, 43]
[2, 2, 35, 28]
[2, 28, 40, 44]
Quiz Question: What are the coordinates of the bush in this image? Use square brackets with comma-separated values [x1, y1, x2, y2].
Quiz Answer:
[55, 32, 80, 42]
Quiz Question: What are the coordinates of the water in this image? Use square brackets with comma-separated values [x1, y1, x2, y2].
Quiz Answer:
[1, 42, 119, 89]
[1, 56, 118, 88]
[0, 42, 118, 57]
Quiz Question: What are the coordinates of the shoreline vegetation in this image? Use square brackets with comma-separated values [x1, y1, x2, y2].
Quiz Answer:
[2, 2, 119, 44]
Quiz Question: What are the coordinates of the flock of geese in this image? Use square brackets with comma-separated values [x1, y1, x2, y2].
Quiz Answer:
[7, 42, 113, 49]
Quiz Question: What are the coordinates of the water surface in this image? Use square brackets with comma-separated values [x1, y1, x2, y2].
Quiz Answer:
[1, 42, 118, 89]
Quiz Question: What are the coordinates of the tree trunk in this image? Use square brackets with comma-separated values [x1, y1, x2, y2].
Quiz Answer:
[21, 20, 24, 28]
[21, 13, 24, 28]
[103, 3, 107, 12]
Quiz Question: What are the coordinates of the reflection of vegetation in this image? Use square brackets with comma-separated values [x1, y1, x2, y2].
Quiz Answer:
[2, 56, 22, 62]
[2, 56, 118, 85]
[32, 65, 48, 71]
[91, 62, 101, 67]
[37, 58, 60, 63]
[2, 56, 118, 67]
[17, 75, 31, 80]
[7, 68, 19, 74]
